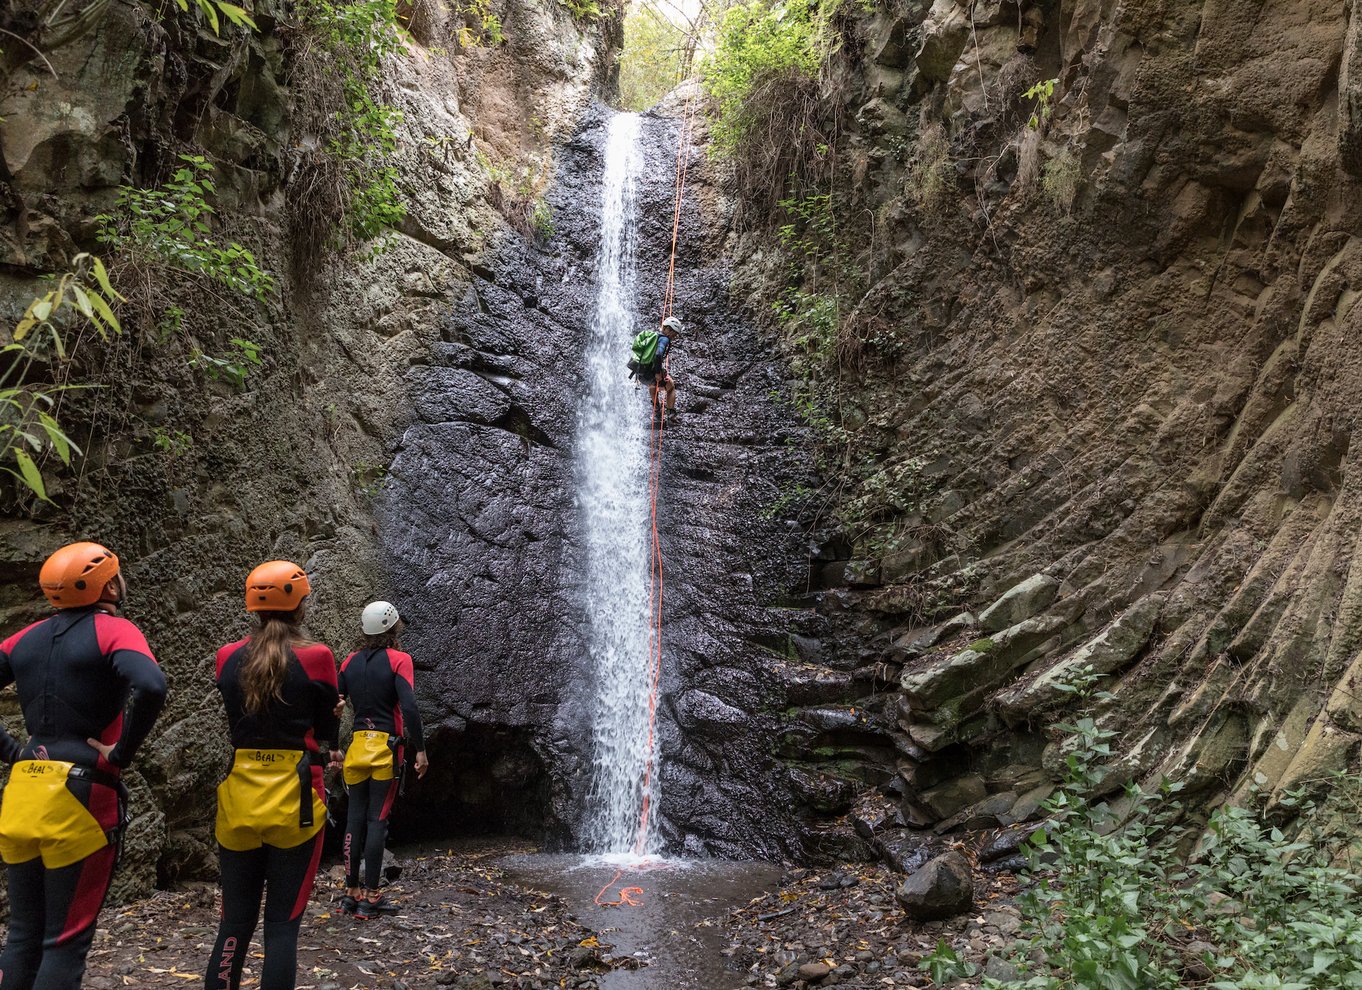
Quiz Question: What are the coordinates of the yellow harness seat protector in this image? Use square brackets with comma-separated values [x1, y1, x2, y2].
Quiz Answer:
[0, 761, 110, 868]
[343, 730, 396, 785]
[216, 749, 325, 852]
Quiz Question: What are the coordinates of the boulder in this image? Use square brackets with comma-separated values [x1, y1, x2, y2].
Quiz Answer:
[895, 851, 974, 920]
[978, 574, 1061, 633]
[994, 595, 1163, 723]
[934, 791, 1017, 833]
[915, 0, 971, 83]
[788, 768, 858, 815]
[900, 614, 1069, 710]
[858, 98, 912, 137]
[798, 961, 832, 981]
[878, 830, 945, 873]
[918, 773, 987, 819]
[871, 5, 932, 69]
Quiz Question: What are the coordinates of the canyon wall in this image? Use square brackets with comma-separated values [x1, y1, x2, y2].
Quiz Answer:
[732, 0, 1362, 854]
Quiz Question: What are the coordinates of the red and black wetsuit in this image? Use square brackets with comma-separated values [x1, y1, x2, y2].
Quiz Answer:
[206, 639, 338, 990]
[338, 648, 425, 891]
[0, 606, 166, 990]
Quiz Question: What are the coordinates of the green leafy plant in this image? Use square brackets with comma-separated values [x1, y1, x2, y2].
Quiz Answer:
[530, 199, 556, 241]
[173, 0, 258, 32]
[190, 338, 264, 390]
[352, 461, 388, 497]
[987, 668, 1362, 990]
[96, 155, 275, 301]
[923, 939, 977, 984]
[1025, 77, 1058, 129]
[556, 0, 602, 20]
[2, 255, 123, 503]
[457, 0, 505, 45]
[293, 0, 409, 245]
[152, 427, 194, 457]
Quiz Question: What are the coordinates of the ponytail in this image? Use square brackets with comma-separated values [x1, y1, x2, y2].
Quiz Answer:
[242, 610, 313, 713]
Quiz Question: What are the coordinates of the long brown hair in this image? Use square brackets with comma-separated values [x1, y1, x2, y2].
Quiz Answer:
[242, 609, 314, 713]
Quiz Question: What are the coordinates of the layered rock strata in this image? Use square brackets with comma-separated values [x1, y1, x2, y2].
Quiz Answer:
[730, 0, 1362, 857]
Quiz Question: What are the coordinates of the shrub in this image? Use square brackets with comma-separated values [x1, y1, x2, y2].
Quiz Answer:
[96, 155, 274, 302]
[703, 0, 828, 156]
[2, 255, 123, 504]
[1041, 148, 1080, 213]
[932, 668, 1362, 990]
[291, 0, 408, 249]
[457, 0, 505, 46]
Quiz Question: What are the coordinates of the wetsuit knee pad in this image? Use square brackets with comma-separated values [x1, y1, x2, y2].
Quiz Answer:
[342, 732, 395, 786]
[0, 762, 114, 869]
[215, 750, 324, 852]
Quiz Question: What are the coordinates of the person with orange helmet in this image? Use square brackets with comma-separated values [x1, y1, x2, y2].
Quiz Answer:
[204, 560, 340, 990]
[0, 541, 167, 989]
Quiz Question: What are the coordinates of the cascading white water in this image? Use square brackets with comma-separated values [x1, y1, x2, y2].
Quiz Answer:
[577, 113, 659, 855]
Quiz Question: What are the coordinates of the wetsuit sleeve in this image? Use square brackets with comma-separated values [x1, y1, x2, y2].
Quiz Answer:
[98, 617, 168, 768]
[391, 653, 426, 752]
[337, 653, 353, 699]
[300, 646, 340, 748]
[0, 638, 22, 764]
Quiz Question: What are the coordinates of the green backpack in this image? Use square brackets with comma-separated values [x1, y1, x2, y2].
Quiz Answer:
[631, 329, 660, 366]
[628, 329, 662, 381]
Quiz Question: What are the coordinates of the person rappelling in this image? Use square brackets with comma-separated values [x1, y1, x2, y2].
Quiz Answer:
[628, 315, 682, 418]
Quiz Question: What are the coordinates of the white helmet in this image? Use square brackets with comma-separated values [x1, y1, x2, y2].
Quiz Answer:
[361, 600, 401, 635]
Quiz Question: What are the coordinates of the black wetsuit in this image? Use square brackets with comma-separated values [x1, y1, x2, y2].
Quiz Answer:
[0, 607, 166, 990]
[338, 648, 424, 891]
[206, 639, 338, 990]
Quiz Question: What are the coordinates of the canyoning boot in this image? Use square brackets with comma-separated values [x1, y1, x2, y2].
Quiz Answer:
[356, 895, 399, 920]
[337, 894, 359, 915]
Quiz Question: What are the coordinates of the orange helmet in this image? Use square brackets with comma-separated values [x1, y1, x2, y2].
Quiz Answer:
[39, 542, 121, 609]
[245, 560, 310, 612]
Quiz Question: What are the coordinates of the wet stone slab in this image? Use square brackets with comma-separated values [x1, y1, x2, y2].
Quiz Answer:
[502, 853, 784, 990]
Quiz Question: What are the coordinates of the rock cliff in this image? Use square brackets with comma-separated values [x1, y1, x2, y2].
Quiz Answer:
[729, 0, 1362, 853]
[0, 0, 616, 898]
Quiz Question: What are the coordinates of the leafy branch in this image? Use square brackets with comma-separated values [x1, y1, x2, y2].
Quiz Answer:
[2, 255, 124, 503]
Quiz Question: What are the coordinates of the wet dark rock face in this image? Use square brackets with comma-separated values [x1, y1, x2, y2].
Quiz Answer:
[379, 106, 816, 858]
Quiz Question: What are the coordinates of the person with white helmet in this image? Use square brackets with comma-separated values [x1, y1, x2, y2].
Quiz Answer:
[628, 315, 682, 419]
[335, 601, 427, 919]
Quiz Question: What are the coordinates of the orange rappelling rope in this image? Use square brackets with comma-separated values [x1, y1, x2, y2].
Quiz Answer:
[594, 91, 699, 909]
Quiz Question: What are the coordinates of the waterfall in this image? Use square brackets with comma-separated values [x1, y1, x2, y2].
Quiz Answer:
[577, 113, 659, 855]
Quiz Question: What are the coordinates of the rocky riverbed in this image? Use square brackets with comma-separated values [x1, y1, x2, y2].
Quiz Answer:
[77, 840, 1023, 990]
[724, 861, 1022, 989]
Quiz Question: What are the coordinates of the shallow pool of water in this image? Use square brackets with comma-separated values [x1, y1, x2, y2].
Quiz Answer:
[501, 854, 783, 989]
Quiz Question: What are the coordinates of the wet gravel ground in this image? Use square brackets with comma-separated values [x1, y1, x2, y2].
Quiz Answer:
[723, 863, 1023, 989]
[83, 841, 622, 990]
[77, 842, 1022, 989]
